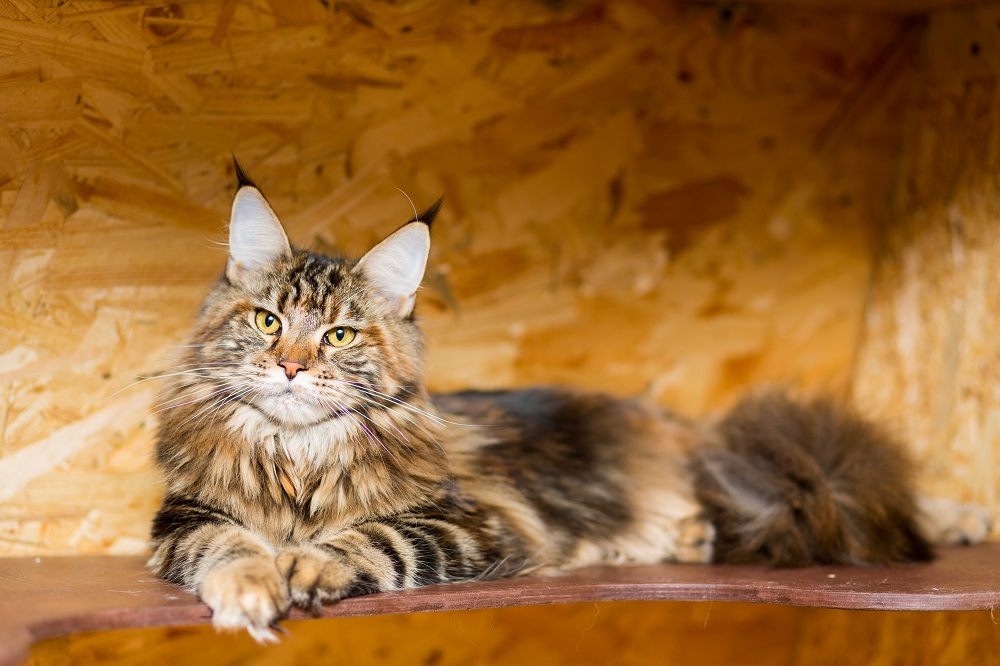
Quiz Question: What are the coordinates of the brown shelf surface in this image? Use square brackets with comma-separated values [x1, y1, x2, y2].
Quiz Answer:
[2, 545, 998, 665]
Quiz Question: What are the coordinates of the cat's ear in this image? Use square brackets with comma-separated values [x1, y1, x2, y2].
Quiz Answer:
[355, 198, 441, 317]
[226, 180, 291, 284]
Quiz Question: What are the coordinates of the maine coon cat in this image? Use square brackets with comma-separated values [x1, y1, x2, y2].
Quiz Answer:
[149, 168, 990, 642]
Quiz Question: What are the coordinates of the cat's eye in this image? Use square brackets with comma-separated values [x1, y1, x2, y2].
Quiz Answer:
[255, 310, 281, 335]
[324, 327, 357, 348]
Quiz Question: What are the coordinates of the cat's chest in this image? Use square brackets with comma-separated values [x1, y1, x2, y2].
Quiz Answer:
[228, 404, 353, 468]
[219, 404, 426, 538]
[224, 405, 355, 520]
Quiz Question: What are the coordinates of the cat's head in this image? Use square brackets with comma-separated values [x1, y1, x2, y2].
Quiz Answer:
[178, 174, 441, 430]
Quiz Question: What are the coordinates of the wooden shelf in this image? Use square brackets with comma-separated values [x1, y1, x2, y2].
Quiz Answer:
[2, 546, 998, 666]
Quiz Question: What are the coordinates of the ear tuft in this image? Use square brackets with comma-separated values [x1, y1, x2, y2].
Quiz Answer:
[227, 186, 291, 283]
[232, 155, 257, 190]
[409, 196, 444, 227]
[355, 222, 430, 317]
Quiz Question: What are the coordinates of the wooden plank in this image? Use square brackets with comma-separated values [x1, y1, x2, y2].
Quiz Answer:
[2, 546, 999, 666]
[25, 601, 1000, 666]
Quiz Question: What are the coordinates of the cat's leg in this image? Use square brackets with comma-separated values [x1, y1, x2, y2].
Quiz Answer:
[149, 496, 288, 643]
[278, 513, 501, 611]
[917, 494, 993, 546]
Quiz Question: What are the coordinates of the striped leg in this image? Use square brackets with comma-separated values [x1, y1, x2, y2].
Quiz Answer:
[149, 496, 288, 643]
[279, 511, 505, 611]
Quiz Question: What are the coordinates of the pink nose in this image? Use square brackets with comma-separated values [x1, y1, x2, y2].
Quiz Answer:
[278, 360, 306, 380]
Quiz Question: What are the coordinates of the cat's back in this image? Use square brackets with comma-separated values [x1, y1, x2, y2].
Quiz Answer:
[435, 386, 678, 443]
[433, 386, 698, 458]
[433, 387, 699, 495]
[430, 387, 708, 568]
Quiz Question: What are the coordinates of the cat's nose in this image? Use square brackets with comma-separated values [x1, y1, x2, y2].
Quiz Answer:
[278, 360, 307, 380]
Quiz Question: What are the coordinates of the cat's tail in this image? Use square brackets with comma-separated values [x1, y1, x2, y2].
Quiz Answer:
[690, 391, 934, 566]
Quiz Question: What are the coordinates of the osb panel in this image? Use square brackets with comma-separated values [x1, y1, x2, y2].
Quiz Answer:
[851, 6, 1000, 531]
[0, 0, 910, 555]
[28, 602, 1000, 666]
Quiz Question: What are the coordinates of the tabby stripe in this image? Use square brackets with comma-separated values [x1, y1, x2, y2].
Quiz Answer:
[163, 528, 214, 586]
[218, 527, 269, 567]
[192, 526, 244, 576]
[355, 524, 408, 587]
[302, 263, 321, 304]
[312, 265, 331, 303]
[157, 521, 272, 590]
[403, 518, 476, 577]
[284, 262, 306, 304]
[342, 569, 379, 597]
[320, 537, 394, 591]
[151, 497, 235, 582]
[151, 500, 230, 540]
[161, 538, 181, 583]
[394, 524, 444, 584]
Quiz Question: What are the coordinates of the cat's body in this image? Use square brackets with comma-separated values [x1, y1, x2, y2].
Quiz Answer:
[149, 176, 989, 642]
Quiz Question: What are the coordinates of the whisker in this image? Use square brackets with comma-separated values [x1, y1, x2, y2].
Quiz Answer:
[177, 384, 256, 430]
[336, 380, 484, 427]
[190, 384, 258, 430]
[314, 379, 431, 434]
[347, 392, 439, 440]
[109, 368, 239, 399]
[151, 380, 248, 414]
[313, 383, 451, 463]
[312, 392, 402, 465]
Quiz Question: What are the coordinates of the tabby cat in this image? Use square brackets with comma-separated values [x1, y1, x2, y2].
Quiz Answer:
[149, 168, 989, 642]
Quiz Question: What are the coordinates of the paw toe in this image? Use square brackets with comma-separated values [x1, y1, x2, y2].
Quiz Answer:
[201, 557, 288, 643]
[278, 547, 331, 611]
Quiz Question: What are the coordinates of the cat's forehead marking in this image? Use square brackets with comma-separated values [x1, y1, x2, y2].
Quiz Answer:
[274, 251, 350, 314]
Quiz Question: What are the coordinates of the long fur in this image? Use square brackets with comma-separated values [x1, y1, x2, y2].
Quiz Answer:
[691, 392, 933, 566]
[146, 183, 977, 642]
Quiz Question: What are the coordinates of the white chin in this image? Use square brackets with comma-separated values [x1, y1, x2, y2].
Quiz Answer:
[256, 393, 330, 427]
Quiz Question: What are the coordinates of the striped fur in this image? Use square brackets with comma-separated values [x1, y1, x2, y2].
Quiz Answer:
[149, 185, 989, 642]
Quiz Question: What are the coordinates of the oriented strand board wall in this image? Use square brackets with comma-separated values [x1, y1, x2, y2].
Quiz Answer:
[0, 0, 912, 556]
[852, 6, 1000, 519]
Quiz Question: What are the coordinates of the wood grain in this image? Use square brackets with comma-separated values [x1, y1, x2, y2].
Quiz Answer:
[732, 0, 988, 12]
[2, 546, 1000, 666]
[850, 4, 1000, 516]
[0, 2, 996, 664]
[0, 0, 920, 559]
[26, 603, 1000, 666]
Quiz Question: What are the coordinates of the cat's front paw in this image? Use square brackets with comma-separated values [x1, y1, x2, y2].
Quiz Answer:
[276, 546, 362, 612]
[200, 556, 289, 644]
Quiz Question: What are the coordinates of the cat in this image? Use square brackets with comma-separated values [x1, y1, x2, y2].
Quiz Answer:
[149, 167, 991, 642]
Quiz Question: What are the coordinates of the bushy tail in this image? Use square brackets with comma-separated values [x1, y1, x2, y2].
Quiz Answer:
[691, 391, 933, 566]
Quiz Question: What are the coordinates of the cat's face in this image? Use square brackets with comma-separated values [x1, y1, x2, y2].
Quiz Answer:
[177, 185, 438, 430]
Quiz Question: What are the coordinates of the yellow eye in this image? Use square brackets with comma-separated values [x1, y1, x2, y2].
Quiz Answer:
[255, 310, 281, 335]
[324, 327, 357, 348]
